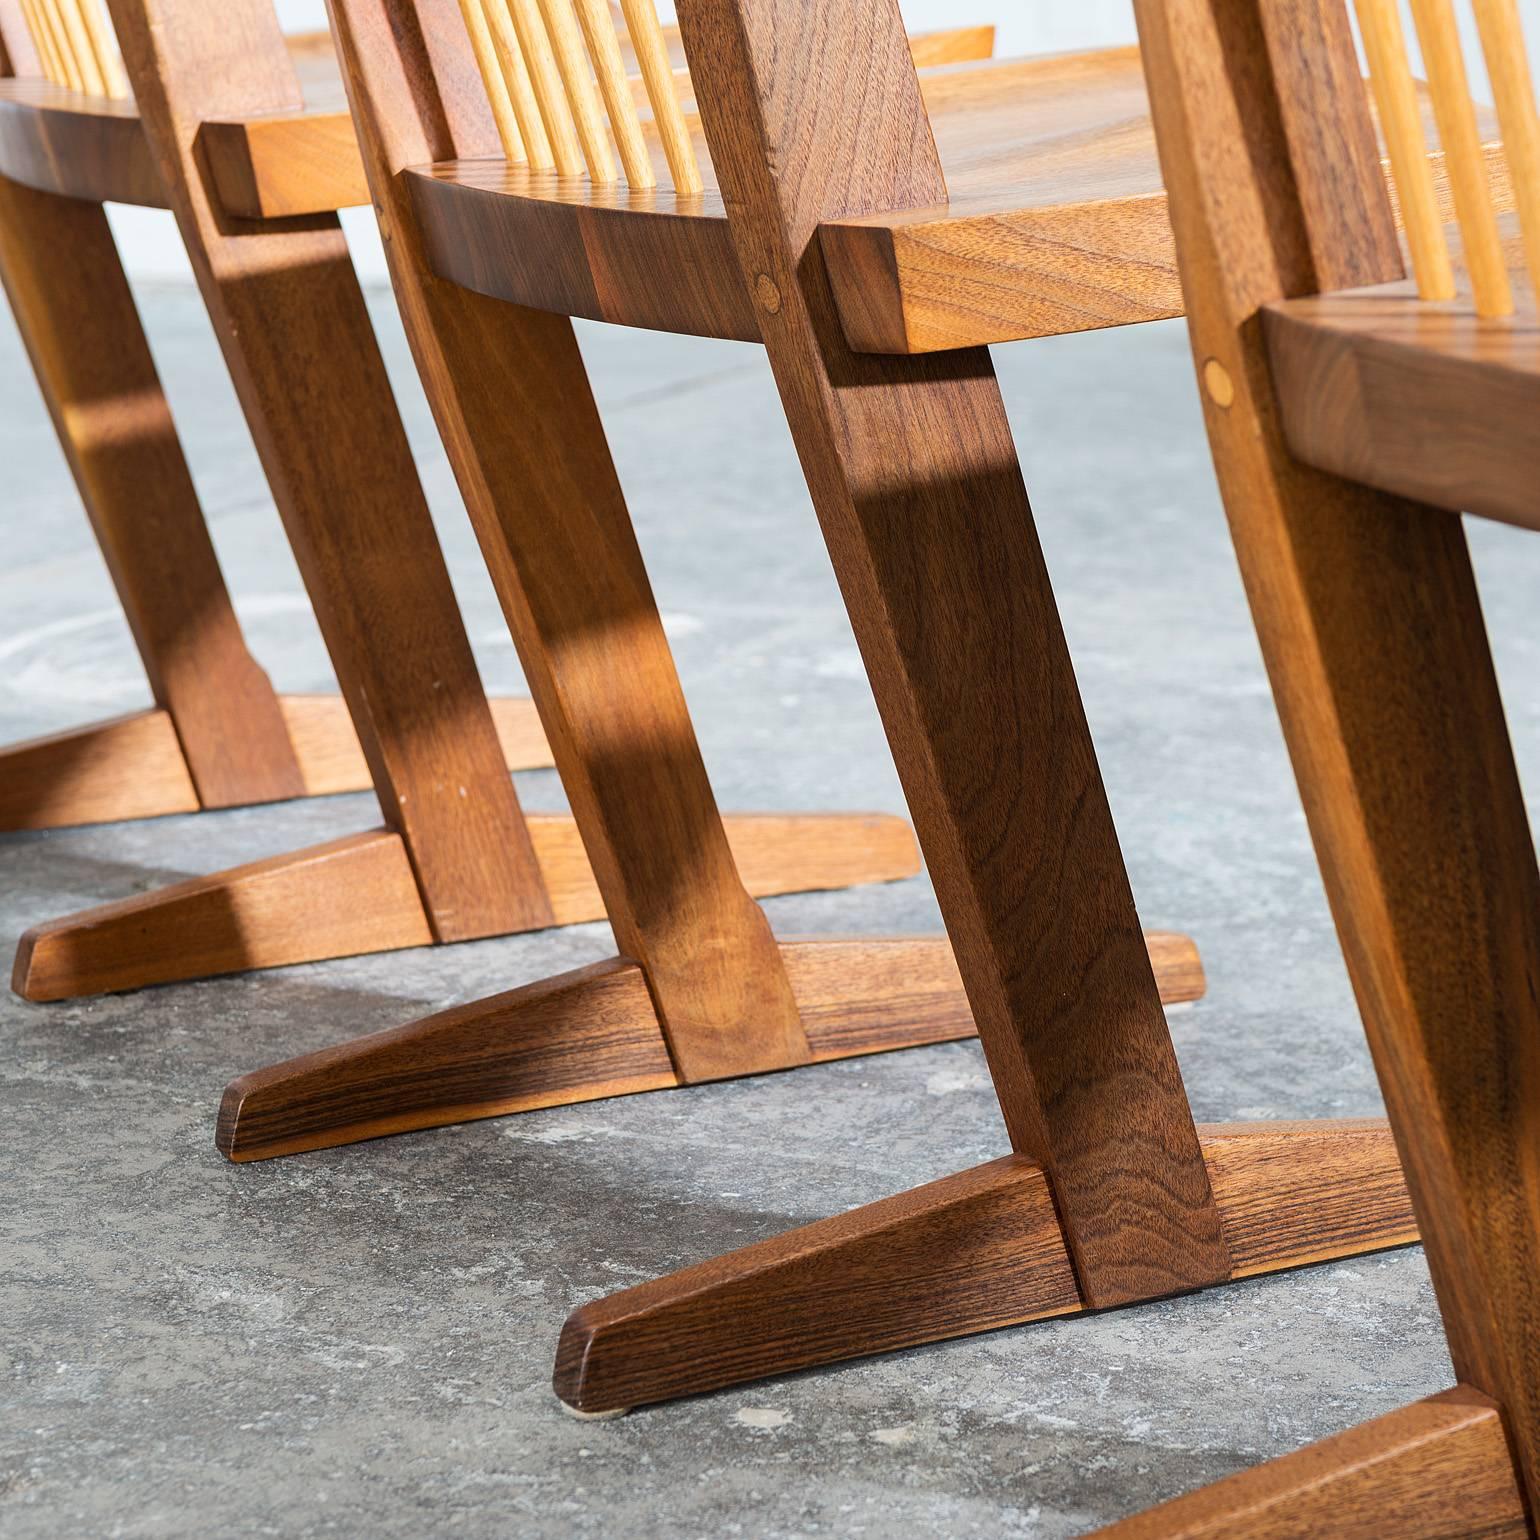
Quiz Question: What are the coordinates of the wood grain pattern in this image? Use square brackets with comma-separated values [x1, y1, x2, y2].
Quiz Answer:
[553, 1118, 1415, 1413]
[107, 0, 553, 944]
[215, 929, 1206, 1161]
[0, 711, 199, 829]
[325, 0, 808, 1084]
[1091, 1387, 1528, 1539]
[0, 166, 303, 809]
[678, 0, 1228, 1311]
[1137, 0, 1540, 1513]
[10, 809, 929, 998]
[13, 830, 435, 1002]
[404, 44, 1511, 355]
[1263, 274, 1540, 530]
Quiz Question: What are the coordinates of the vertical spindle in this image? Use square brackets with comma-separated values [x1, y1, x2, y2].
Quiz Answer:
[499, 0, 585, 175]
[1408, 0, 1513, 314]
[618, 0, 700, 193]
[454, 0, 525, 163]
[1354, 0, 1455, 298]
[1471, 0, 1540, 300]
[573, 0, 654, 187]
[537, 0, 617, 181]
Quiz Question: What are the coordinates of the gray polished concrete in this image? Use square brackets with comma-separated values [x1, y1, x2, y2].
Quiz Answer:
[5, 281, 1535, 1538]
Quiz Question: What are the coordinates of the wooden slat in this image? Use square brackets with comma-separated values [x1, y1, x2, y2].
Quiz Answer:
[1472, 0, 1540, 297]
[572, 0, 650, 185]
[1408, 0, 1512, 313]
[455, 0, 524, 162]
[499, 0, 583, 173]
[619, 0, 698, 191]
[537, 0, 615, 181]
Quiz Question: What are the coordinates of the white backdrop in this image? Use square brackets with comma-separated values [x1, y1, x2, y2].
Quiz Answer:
[107, 0, 1540, 280]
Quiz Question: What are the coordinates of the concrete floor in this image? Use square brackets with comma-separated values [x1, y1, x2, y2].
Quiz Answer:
[4, 281, 1538, 1539]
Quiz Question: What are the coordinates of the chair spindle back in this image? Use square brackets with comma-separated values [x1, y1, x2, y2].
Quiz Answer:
[16, 0, 125, 96]
[455, 0, 701, 190]
[1355, 0, 1538, 310]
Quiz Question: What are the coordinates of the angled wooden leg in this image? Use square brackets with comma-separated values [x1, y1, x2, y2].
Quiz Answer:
[1139, 0, 1540, 1512]
[682, 0, 1228, 1308]
[215, 932, 1205, 1162]
[11, 809, 937, 999]
[329, 0, 805, 1085]
[0, 171, 302, 808]
[109, 0, 553, 942]
[1089, 1388, 1529, 1539]
[553, 1120, 1418, 1414]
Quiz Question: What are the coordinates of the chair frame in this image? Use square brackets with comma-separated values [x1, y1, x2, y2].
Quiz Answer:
[222, 0, 1423, 1412]
[0, 0, 924, 1001]
[1084, 0, 1540, 1531]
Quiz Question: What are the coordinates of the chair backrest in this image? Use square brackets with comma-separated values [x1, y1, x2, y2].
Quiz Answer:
[455, 0, 701, 189]
[13, 0, 125, 95]
[1357, 0, 1537, 311]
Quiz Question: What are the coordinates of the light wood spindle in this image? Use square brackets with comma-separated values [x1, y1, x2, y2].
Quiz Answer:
[55, 0, 105, 93]
[537, 0, 617, 181]
[1408, 0, 1514, 313]
[78, 0, 126, 97]
[573, 0, 654, 186]
[618, 0, 700, 193]
[455, 0, 526, 163]
[36, 0, 83, 88]
[480, 0, 554, 169]
[1354, 0, 1455, 298]
[497, 0, 584, 174]
[18, 0, 64, 82]
[1472, 0, 1540, 298]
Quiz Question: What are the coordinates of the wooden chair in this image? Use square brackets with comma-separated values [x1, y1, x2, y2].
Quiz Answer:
[1076, 0, 1540, 1533]
[0, 0, 936, 1001]
[218, 0, 1421, 1418]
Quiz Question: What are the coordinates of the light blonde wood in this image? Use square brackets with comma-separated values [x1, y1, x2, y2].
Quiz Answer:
[77, 0, 125, 98]
[58, 0, 104, 93]
[536, 0, 614, 181]
[18, 0, 62, 81]
[1408, 0, 1513, 314]
[455, 0, 524, 162]
[500, 0, 583, 173]
[1354, 0, 1454, 299]
[1091, 1387, 1527, 1539]
[618, 0, 698, 191]
[1472, 0, 1540, 297]
[572, 0, 650, 185]
[481, 0, 553, 168]
[37, 0, 79, 87]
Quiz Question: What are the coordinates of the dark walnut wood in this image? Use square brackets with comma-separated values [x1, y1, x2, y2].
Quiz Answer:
[677, 0, 1230, 1311]
[1092, 1387, 1528, 1539]
[554, 1119, 1415, 1413]
[1264, 275, 1540, 530]
[1139, 0, 1540, 1518]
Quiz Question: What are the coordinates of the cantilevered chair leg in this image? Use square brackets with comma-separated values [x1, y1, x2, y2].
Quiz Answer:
[216, 931, 1204, 1161]
[554, 1120, 1417, 1414]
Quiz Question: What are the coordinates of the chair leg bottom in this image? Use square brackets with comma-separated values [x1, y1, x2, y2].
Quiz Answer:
[215, 931, 1205, 1162]
[553, 1118, 1418, 1414]
[0, 694, 555, 831]
[11, 806, 943, 1000]
[1087, 1385, 1527, 1539]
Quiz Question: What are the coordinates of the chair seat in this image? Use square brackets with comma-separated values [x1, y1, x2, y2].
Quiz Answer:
[1265, 259, 1540, 532]
[0, 32, 369, 215]
[408, 46, 1511, 354]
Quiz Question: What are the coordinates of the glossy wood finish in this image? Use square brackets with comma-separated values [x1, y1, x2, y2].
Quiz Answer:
[0, 155, 303, 810]
[1139, 0, 1540, 1517]
[1093, 1387, 1528, 1539]
[679, 0, 1229, 1312]
[217, 930, 1204, 1160]
[107, 0, 554, 947]
[12, 809, 923, 1000]
[407, 45, 1509, 355]
[554, 1119, 1416, 1413]
[1263, 277, 1540, 529]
